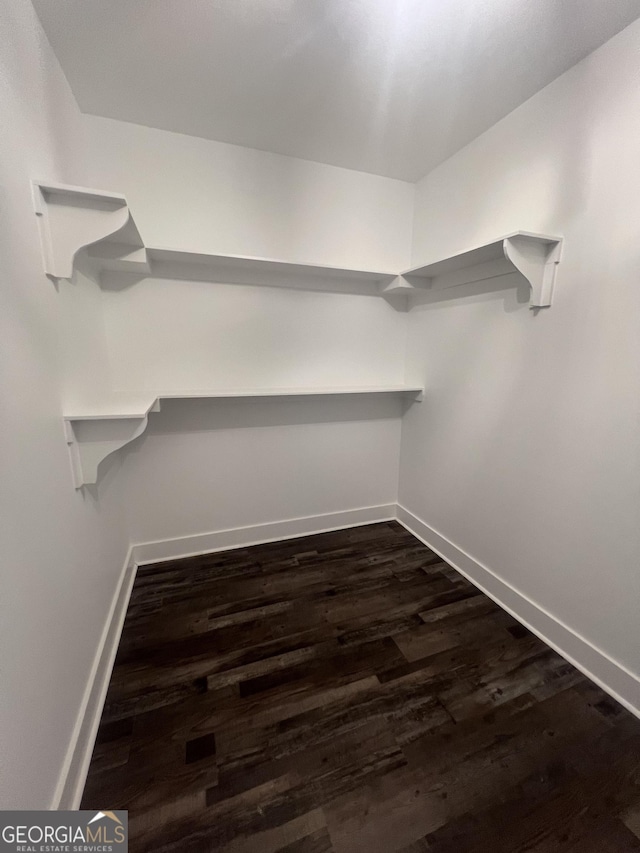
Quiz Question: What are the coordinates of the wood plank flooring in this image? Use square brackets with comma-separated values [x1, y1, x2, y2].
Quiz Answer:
[81, 522, 640, 852]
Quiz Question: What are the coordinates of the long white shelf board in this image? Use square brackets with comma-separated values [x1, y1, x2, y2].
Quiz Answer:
[143, 248, 396, 285]
[65, 386, 425, 420]
[87, 244, 397, 286]
[399, 232, 563, 308]
[63, 386, 424, 488]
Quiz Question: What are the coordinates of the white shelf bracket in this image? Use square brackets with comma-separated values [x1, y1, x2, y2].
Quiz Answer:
[503, 234, 563, 308]
[378, 276, 417, 296]
[32, 181, 148, 282]
[64, 400, 160, 489]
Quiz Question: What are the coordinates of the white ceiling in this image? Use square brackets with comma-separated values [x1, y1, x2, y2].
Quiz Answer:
[32, 0, 640, 181]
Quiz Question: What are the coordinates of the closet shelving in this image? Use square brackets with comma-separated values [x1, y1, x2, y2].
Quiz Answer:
[33, 181, 562, 487]
[395, 232, 564, 308]
[32, 181, 397, 287]
[64, 387, 425, 488]
[33, 181, 563, 306]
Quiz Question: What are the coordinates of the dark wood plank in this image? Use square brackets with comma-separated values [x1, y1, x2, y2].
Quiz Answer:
[81, 521, 640, 853]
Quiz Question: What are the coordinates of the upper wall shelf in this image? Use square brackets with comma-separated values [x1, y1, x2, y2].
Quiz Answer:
[394, 232, 563, 308]
[64, 386, 424, 488]
[32, 182, 563, 308]
[124, 248, 396, 288]
[32, 181, 394, 289]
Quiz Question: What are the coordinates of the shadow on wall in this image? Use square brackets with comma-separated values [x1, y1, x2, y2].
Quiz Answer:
[90, 393, 408, 485]
[409, 272, 531, 314]
[140, 393, 407, 435]
[100, 268, 388, 298]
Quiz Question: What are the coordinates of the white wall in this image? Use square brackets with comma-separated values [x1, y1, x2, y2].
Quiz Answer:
[77, 118, 414, 545]
[122, 395, 403, 546]
[401, 20, 640, 681]
[82, 115, 414, 271]
[107, 277, 408, 545]
[58, 261, 115, 412]
[0, 2, 129, 808]
[101, 276, 408, 395]
[8, 5, 639, 807]
[106, 277, 408, 543]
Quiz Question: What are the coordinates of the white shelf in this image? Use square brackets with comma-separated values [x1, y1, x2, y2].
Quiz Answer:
[398, 232, 563, 308]
[32, 183, 562, 308]
[32, 181, 394, 288]
[141, 248, 395, 287]
[65, 386, 424, 419]
[34, 182, 565, 488]
[64, 386, 424, 488]
[87, 245, 397, 288]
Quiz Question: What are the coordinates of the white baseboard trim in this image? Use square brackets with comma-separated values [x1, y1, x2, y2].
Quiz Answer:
[51, 547, 138, 810]
[131, 504, 397, 566]
[50, 505, 394, 809]
[396, 504, 640, 719]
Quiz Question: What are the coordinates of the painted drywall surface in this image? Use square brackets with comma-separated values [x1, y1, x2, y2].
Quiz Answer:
[98, 275, 408, 543]
[0, 2, 129, 808]
[401, 19, 640, 675]
[121, 395, 403, 544]
[81, 114, 415, 271]
[57, 262, 115, 410]
[79, 116, 413, 545]
[100, 276, 408, 394]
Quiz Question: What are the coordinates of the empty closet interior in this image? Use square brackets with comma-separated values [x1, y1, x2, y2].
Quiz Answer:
[3, 2, 640, 839]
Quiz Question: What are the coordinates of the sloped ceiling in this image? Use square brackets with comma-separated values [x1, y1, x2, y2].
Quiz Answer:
[32, 0, 640, 180]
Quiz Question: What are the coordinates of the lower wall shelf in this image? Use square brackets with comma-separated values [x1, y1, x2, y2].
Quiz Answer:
[64, 386, 424, 488]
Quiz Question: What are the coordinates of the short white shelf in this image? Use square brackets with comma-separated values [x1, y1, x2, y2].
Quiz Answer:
[396, 232, 563, 308]
[64, 386, 424, 488]
[86, 245, 397, 289]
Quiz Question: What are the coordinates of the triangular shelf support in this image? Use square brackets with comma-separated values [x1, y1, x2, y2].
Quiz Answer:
[502, 234, 563, 308]
[64, 400, 161, 489]
[32, 181, 149, 282]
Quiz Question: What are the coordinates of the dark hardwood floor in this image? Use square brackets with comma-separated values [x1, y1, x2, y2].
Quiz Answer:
[81, 522, 640, 852]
